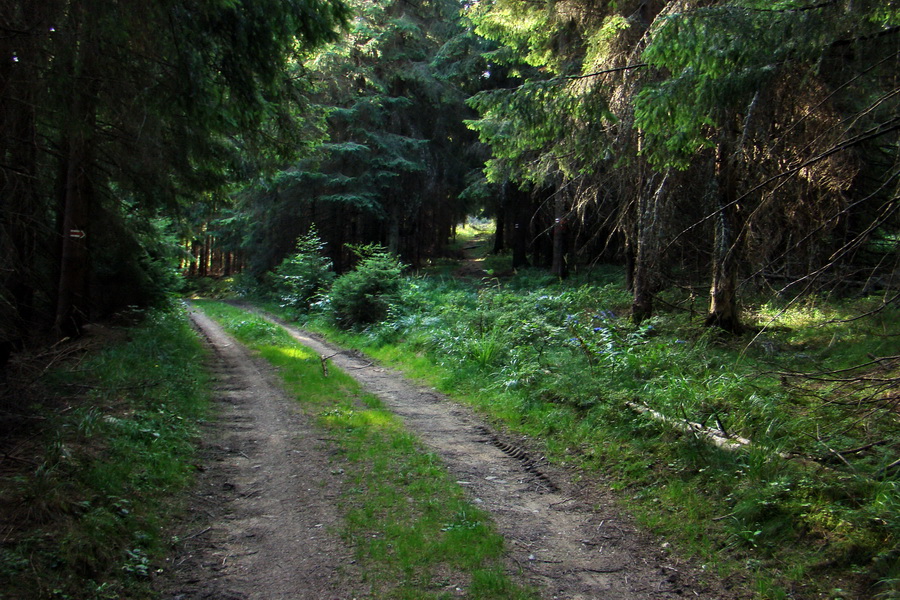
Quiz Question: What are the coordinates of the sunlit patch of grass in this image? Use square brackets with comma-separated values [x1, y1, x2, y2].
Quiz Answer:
[197, 301, 537, 600]
[268, 345, 316, 360]
[753, 297, 844, 329]
[454, 218, 495, 245]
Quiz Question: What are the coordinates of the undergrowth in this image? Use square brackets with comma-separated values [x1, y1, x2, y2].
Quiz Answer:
[194, 300, 537, 600]
[0, 306, 209, 600]
[257, 269, 900, 600]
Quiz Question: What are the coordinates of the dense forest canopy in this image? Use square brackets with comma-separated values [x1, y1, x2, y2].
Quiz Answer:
[0, 0, 348, 356]
[1, 0, 898, 360]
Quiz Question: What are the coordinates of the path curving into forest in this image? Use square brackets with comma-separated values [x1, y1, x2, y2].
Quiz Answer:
[158, 303, 747, 599]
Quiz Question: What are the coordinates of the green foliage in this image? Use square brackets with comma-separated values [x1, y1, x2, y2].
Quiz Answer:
[329, 245, 406, 329]
[634, 0, 898, 168]
[0, 306, 208, 599]
[467, 80, 616, 184]
[272, 227, 335, 310]
[634, 3, 792, 167]
[236, 0, 479, 274]
[284, 269, 900, 598]
[465, 0, 576, 75]
[463, 0, 617, 186]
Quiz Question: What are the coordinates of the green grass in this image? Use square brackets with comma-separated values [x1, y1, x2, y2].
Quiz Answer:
[244, 274, 900, 600]
[0, 305, 210, 600]
[194, 300, 537, 600]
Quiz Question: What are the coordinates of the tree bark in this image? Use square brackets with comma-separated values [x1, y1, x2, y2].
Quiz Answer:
[511, 186, 531, 270]
[53, 3, 99, 338]
[631, 172, 667, 324]
[705, 129, 743, 334]
[493, 183, 506, 254]
[705, 205, 742, 333]
[388, 212, 401, 256]
[551, 192, 569, 279]
[54, 134, 93, 337]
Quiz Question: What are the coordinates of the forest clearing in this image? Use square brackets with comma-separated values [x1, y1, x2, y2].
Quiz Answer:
[1, 0, 898, 598]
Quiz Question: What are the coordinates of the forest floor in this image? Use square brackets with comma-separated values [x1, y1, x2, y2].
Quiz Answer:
[155, 304, 750, 600]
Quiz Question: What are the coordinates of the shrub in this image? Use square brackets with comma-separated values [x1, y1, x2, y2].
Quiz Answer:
[330, 245, 405, 329]
[272, 227, 335, 310]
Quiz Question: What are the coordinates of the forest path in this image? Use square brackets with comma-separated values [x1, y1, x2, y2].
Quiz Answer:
[453, 227, 493, 280]
[159, 303, 745, 599]
[155, 307, 366, 600]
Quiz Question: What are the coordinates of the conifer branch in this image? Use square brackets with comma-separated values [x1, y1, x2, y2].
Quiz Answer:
[557, 63, 649, 82]
[669, 114, 900, 248]
[740, 1, 839, 13]
[830, 25, 900, 48]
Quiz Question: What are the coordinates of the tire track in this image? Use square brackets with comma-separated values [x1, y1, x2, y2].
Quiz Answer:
[156, 305, 365, 600]
[246, 305, 747, 600]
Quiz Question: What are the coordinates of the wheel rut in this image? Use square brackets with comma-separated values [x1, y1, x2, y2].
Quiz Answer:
[155, 306, 365, 600]
[241, 306, 748, 600]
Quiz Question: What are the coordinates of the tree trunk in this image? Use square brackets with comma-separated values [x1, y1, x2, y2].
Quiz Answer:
[200, 235, 210, 277]
[624, 239, 635, 292]
[631, 172, 666, 324]
[189, 241, 200, 277]
[388, 211, 401, 256]
[705, 204, 742, 333]
[705, 129, 743, 334]
[493, 183, 506, 254]
[551, 192, 568, 279]
[54, 6, 99, 338]
[511, 186, 531, 270]
[54, 136, 93, 337]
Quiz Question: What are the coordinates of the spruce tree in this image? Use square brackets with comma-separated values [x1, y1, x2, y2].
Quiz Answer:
[0, 0, 349, 366]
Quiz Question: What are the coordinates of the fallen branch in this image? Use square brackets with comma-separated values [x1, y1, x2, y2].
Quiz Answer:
[837, 440, 887, 455]
[624, 401, 894, 476]
[626, 401, 753, 452]
[879, 456, 900, 476]
[320, 352, 341, 377]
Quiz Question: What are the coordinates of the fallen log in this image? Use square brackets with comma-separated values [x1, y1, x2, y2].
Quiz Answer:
[625, 401, 752, 452]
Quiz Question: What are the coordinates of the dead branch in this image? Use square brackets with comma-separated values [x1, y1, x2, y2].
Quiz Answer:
[626, 401, 755, 452]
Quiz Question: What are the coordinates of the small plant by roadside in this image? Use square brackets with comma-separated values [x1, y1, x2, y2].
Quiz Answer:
[272, 226, 335, 311]
[329, 245, 406, 329]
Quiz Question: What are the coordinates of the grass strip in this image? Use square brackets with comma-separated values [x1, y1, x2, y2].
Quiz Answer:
[194, 300, 536, 600]
[0, 305, 210, 600]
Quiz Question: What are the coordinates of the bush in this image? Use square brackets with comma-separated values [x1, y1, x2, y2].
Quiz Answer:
[273, 227, 335, 310]
[330, 245, 405, 329]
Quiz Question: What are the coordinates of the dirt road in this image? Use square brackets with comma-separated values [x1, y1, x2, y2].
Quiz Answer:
[157, 304, 745, 599]
[155, 308, 365, 599]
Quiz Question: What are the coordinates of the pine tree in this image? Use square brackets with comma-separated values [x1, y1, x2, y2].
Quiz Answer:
[239, 0, 480, 274]
[634, 0, 900, 330]
[0, 0, 349, 365]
